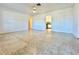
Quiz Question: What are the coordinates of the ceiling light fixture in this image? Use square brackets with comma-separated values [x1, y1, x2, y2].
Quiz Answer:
[32, 10, 36, 13]
[32, 3, 41, 14]
[33, 7, 36, 10]
[32, 6, 37, 13]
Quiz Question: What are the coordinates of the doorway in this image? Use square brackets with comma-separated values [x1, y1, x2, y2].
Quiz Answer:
[28, 16, 33, 31]
[46, 16, 52, 32]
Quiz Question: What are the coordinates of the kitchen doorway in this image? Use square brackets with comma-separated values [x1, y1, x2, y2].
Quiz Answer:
[46, 16, 52, 32]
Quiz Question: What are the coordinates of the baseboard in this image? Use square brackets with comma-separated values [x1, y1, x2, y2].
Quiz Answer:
[0, 30, 27, 35]
[73, 33, 79, 38]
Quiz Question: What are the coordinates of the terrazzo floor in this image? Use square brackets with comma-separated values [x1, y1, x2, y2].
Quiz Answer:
[0, 31, 79, 55]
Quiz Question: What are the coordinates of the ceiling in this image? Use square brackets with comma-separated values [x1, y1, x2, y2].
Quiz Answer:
[0, 3, 74, 15]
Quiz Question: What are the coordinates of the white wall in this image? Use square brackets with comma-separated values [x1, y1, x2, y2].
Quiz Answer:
[0, 7, 4, 33]
[33, 8, 73, 33]
[33, 15, 46, 31]
[51, 8, 73, 33]
[73, 4, 79, 38]
[0, 7, 29, 34]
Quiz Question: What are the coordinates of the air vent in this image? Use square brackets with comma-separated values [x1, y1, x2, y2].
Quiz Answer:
[36, 3, 41, 6]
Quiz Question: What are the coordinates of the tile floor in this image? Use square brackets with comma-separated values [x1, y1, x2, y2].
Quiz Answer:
[0, 31, 79, 55]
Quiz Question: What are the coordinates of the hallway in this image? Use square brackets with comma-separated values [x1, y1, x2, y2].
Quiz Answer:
[0, 31, 79, 55]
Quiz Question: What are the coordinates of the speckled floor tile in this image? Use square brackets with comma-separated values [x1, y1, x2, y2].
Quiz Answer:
[0, 31, 79, 55]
